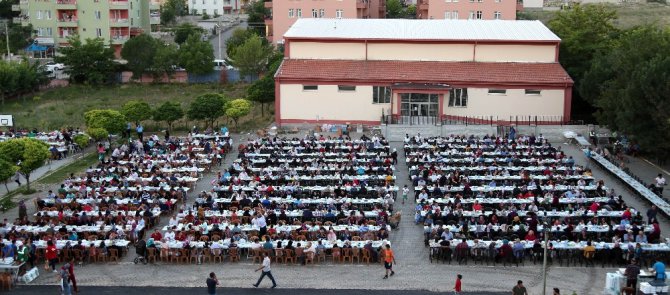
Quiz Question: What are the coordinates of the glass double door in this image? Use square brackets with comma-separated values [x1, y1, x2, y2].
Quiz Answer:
[400, 93, 439, 125]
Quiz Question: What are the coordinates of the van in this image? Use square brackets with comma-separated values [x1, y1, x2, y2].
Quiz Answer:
[213, 59, 234, 70]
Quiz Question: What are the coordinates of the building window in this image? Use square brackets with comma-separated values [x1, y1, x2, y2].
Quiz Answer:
[46, 10, 52, 20]
[445, 0, 452, 2]
[468, 11, 474, 19]
[476, 10, 482, 19]
[297, 9, 302, 18]
[319, 9, 325, 17]
[525, 89, 542, 95]
[338, 85, 356, 91]
[312, 9, 317, 18]
[36, 10, 42, 20]
[46, 27, 52, 36]
[453, 11, 458, 19]
[444, 11, 450, 19]
[289, 9, 294, 18]
[488, 89, 507, 95]
[495, 0, 501, 2]
[95, 10, 101, 19]
[448, 88, 468, 107]
[373, 86, 391, 104]
[96, 28, 102, 37]
[303, 85, 318, 91]
[336, 9, 343, 18]
[494, 11, 501, 19]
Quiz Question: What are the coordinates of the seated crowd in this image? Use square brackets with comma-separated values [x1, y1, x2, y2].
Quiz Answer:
[405, 134, 667, 266]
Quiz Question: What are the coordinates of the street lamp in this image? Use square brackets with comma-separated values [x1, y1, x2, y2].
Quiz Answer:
[214, 22, 222, 60]
[542, 220, 549, 295]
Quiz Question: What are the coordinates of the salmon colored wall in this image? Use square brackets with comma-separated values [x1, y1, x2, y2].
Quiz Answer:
[422, 0, 517, 20]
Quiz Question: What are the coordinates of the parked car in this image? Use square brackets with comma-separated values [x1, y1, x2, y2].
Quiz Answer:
[45, 62, 65, 72]
[213, 59, 234, 70]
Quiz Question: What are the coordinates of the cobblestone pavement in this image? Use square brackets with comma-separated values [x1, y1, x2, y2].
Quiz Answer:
[11, 134, 670, 294]
[12, 285, 508, 295]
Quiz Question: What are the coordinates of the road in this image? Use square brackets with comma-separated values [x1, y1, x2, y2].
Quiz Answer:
[11, 286, 507, 295]
[211, 20, 249, 60]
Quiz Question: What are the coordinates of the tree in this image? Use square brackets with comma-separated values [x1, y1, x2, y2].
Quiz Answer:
[225, 28, 257, 57]
[548, 4, 619, 120]
[72, 134, 91, 151]
[0, 62, 17, 105]
[153, 101, 184, 131]
[174, 23, 204, 45]
[0, 138, 49, 190]
[225, 99, 252, 128]
[161, 0, 187, 24]
[86, 127, 109, 142]
[386, 0, 404, 18]
[0, 23, 33, 54]
[178, 34, 214, 75]
[580, 25, 670, 162]
[0, 158, 15, 193]
[229, 35, 271, 79]
[0, 0, 18, 19]
[84, 109, 126, 135]
[151, 43, 179, 80]
[188, 93, 226, 128]
[121, 34, 158, 81]
[247, 76, 274, 116]
[55, 36, 115, 85]
[0, 60, 47, 104]
[121, 100, 152, 125]
[246, 0, 270, 35]
[406, 4, 416, 18]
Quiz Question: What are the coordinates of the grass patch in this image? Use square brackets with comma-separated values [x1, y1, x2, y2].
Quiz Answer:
[3, 83, 253, 131]
[521, 3, 670, 29]
[38, 152, 100, 184]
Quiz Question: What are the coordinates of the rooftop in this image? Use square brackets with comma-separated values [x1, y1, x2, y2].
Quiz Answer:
[283, 19, 561, 42]
[276, 59, 574, 86]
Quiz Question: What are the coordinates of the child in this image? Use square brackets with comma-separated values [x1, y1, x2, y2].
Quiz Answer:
[454, 274, 462, 294]
[402, 185, 409, 205]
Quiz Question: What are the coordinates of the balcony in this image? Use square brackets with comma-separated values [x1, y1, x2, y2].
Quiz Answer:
[57, 18, 79, 27]
[264, 1, 272, 8]
[418, 0, 429, 11]
[11, 4, 19, 11]
[110, 18, 130, 27]
[109, 1, 130, 9]
[110, 35, 129, 44]
[357, 0, 368, 9]
[150, 16, 160, 24]
[150, 1, 161, 10]
[264, 16, 272, 25]
[56, 0, 77, 9]
[13, 16, 30, 26]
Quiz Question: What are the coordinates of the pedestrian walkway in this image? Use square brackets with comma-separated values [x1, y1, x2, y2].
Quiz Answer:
[0, 151, 90, 198]
[622, 155, 670, 199]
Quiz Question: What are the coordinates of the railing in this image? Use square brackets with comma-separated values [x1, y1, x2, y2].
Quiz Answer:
[382, 115, 439, 126]
[58, 17, 78, 22]
[110, 18, 129, 23]
[57, 0, 77, 4]
[441, 115, 566, 126]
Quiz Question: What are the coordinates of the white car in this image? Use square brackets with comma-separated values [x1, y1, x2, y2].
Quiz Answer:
[45, 62, 65, 72]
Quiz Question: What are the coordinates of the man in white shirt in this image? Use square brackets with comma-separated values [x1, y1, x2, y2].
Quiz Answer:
[252, 213, 268, 237]
[253, 253, 277, 288]
[164, 228, 176, 241]
[655, 174, 667, 195]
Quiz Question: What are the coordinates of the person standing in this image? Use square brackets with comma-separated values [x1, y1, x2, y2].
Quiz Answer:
[18, 200, 27, 221]
[647, 205, 658, 224]
[58, 263, 72, 295]
[382, 244, 396, 279]
[652, 259, 666, 283]
[68, 258, 78, 293]
[253, 252, 277, 288]
[136, 124, 144, 142]
[391, 148, 398, 165]
[655, 174, 667, 196]
[454, 274, 462, 294]
[512, 280, 528, 295]
[13, 171, 21, 186]
[624, 259, 640, 292]
[402, 185, 409, 205]
[125, 122, 132, 138]
[45, 241, 58, 273]
[206, 272, 219, 295]
[252, 212, 267, 238]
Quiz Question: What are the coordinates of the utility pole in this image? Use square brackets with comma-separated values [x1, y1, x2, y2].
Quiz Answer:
[4, 22, 10, 61]
[217, 21, 222, 60]
[542, 221, 549, 295]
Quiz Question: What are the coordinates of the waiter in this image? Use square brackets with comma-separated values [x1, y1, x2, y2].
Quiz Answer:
[253, 211, 268, 237]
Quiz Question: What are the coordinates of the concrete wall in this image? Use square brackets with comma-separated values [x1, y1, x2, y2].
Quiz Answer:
[290, 42, 367, 60]
[280, 84, 390, 122]
[443, 88, 565, 118]
[381, 124, 593, 141]
[288, 40, 557, 63]
[425, 0, 517, 20]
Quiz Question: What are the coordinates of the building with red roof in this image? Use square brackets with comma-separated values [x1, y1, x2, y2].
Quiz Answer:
[274, 19, 573, 126]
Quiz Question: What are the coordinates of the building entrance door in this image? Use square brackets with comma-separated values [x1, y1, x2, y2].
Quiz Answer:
[400, 93, 439, 125]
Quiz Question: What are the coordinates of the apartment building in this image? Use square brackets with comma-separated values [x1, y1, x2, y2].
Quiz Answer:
[416, 0, 517, 20]
[274, 19, 573, 126]
[264, 0, 385, 45]
[14, 0, 162, 56]
[188, 0, 242, 15]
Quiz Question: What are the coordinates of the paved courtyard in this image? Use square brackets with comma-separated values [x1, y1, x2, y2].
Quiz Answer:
[7, 132, 669, 295]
